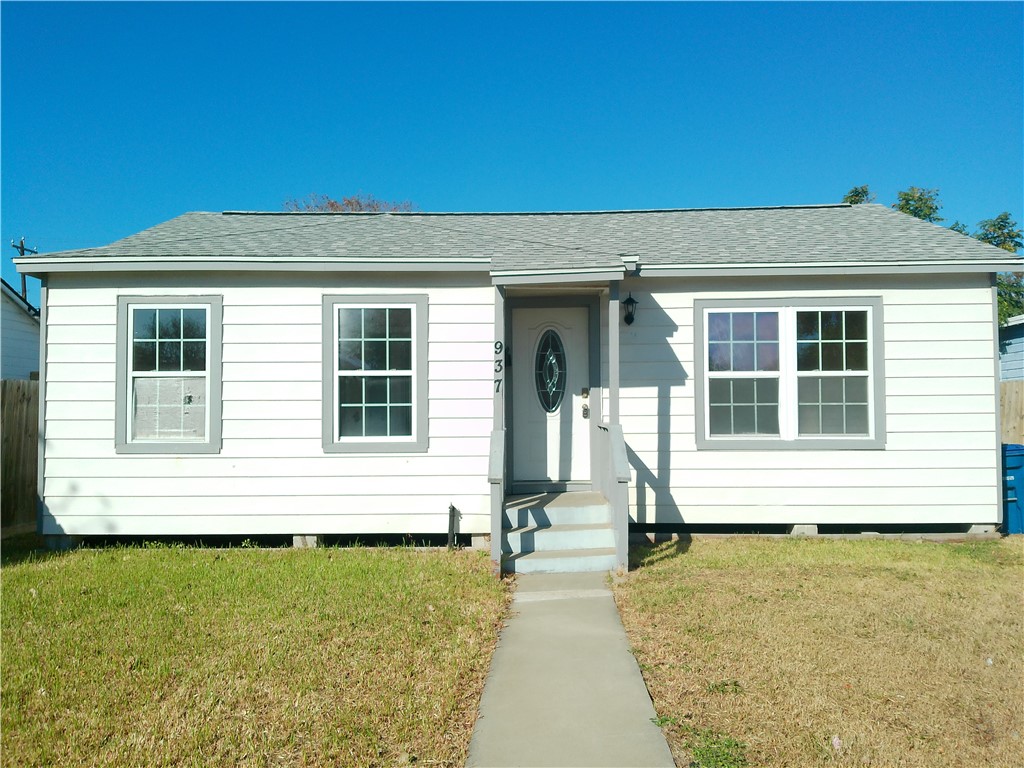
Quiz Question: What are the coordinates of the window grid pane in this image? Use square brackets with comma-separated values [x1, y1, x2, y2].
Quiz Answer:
[708, 377, 780, 435]
[337, 308, 414, 374]
[795, 310, 869, 372]
[797, 375, 870, 436]
[132, 376, 207, 440]
[133, 307, 207, 374]
[338, 375, 414, 437]
[707, 311, 779, 373]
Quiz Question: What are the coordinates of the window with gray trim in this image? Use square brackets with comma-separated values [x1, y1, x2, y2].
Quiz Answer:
[323, 295, 428, 453]
[696, 299, 884, 449]
[115, 296, 223, 454]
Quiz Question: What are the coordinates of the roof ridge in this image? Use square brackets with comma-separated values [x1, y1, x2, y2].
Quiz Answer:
[219, 203, 854, 217]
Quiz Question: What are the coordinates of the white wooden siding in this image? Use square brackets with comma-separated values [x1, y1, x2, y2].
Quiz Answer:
[40, 273, 494, 537]
[1, 292, 40, 379]
[616, 273, 1000, 526]
[43, 269, 1002, 535]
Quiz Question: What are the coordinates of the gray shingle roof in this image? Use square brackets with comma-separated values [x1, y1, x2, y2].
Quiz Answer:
[19, 204, 1021, 274]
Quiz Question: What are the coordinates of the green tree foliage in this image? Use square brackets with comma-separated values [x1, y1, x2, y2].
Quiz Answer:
[892, 186, 943, 223]
[949, 221, 970, 235]
[842, 185, 875, 205]
[284, 193, 414, 212]
[979, 209, 1024, 325]
[997, 273, 1024, 325]
[975, 212, 1023, 253]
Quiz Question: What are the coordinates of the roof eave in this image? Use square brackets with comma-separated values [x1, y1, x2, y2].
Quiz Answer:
[491, 267, 627, 286]
[638, 260, 1021, 278]
[0, 279, 40, 317]
[14, 256, 493, 275]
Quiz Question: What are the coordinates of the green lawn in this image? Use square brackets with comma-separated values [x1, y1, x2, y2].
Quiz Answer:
[1, 537, 508, 767]
[615, 536, 1024, 768]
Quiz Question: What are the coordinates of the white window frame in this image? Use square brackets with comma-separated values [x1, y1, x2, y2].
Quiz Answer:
[694, 297, 885, 450]
[115, 295, 223, 454]
[322, 294, 428, 454]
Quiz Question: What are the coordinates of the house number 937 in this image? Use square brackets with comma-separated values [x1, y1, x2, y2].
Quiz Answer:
[494, 341, 504, 392]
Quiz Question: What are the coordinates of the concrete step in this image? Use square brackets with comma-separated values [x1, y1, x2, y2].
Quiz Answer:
[502, 547, 618, 574]
[502, 522, 615, 554]
[503, 492, 612, 528]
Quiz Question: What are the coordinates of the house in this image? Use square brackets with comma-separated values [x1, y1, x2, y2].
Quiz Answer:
[1, 278, 41, 380]
[15, 203, 1022, 571]
[999, 314, 1024, 381]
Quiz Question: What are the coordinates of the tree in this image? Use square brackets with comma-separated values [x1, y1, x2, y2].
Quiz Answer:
[283, 193, 414, 212]
[975, 212, 1023, 253]
[892, 186, 943, 223]
[997, 272, 1024, 325]
[975, 212, 1024, 325]
[949, 221, 970, 235]
[842, 185, 875, 205]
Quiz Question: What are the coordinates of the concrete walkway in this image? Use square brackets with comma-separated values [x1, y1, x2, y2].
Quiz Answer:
[466, 572, 675, 768]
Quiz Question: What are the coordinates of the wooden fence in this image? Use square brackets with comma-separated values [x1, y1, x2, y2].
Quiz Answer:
[1003, 380, 1024, 445]
[2, 379, 39, 534]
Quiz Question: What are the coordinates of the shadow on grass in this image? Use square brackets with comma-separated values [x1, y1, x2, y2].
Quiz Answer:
[629, 534, 692, 570]
[0, 533, 61, 567]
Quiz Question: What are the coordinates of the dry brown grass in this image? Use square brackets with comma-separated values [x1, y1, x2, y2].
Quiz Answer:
[615, 536, 1024, 767]
[2, 542, 509, 767]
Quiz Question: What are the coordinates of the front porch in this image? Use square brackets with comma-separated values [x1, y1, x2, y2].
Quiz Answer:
[487, 280, 633, 574]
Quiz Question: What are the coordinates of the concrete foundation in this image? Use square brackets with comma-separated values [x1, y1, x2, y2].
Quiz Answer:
[789, 524, 818, 536]
[292, 535, 322, 548]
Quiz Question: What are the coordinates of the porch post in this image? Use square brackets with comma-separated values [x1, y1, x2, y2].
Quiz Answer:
[608, 282, 620, 424]
[489, 286, 506, 575]
[607, 281, 629, 570]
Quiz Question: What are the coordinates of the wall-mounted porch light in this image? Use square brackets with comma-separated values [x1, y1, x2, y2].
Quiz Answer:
[622, 293, 638, 325]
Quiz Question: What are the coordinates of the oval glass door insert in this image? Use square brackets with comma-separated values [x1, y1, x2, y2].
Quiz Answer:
[535, 329, 566, 412]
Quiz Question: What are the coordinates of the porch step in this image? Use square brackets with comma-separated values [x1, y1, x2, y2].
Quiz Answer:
[501, 492, 615, 574]
[502, 522, 616, 553]
[503, 492, 612, 528]
[502, 547, 618, 574]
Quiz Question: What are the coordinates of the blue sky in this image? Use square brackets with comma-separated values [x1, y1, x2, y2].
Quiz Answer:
[3, 2, 1022, 305]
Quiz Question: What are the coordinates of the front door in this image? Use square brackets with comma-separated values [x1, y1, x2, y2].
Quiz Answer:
[511, 307, 591, 490]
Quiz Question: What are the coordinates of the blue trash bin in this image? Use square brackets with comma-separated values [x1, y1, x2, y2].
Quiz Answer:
[1003, 444, 1024, 535]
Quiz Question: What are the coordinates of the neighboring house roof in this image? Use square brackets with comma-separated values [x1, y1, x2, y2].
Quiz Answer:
[1004, 314, 1024, 328]
[14, 203, 1022, 281]
[1, 278, 39, 318]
